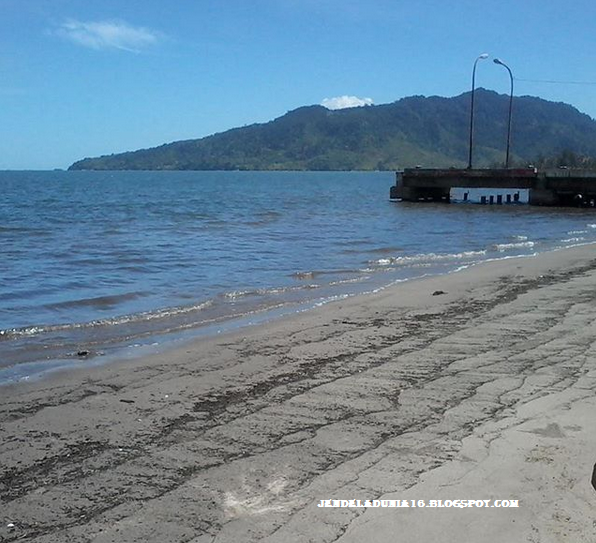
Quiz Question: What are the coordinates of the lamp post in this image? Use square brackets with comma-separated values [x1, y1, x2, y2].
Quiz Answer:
[494, 58, 514, 168]
[467, 53, 489, 169]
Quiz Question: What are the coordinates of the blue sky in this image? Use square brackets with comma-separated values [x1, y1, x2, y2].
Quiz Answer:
[2, 0, 596, 169]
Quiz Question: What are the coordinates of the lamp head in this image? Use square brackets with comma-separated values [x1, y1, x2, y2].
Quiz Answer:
[478, 53, 489, 60]
[494, 58, 504, 65]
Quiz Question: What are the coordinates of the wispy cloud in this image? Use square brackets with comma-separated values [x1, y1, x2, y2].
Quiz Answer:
[321, 95, 374, 110]
[57, 19, 161, 52]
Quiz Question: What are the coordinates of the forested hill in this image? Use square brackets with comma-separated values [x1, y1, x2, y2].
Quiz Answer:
[69, 89, 596, 171]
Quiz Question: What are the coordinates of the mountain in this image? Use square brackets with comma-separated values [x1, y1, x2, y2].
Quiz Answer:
[69, 89, 596, 171]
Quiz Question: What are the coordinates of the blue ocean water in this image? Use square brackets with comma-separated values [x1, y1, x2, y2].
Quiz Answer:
[1, 170, 595, 384]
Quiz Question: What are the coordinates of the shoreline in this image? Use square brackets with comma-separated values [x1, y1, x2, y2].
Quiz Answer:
[2, 242, 587, 388]
[0, 242, 491, 387]
[0, 247, 542, 389]
[2, 244, 596, 541]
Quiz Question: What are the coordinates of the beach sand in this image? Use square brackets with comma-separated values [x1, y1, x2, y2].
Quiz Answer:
[1, 245, 596, 542]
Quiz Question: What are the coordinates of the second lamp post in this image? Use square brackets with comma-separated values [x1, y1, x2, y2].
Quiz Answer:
[467, 53, 489, 169]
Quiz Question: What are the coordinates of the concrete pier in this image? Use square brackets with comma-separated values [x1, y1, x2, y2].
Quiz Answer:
[390, 168, 596, 206]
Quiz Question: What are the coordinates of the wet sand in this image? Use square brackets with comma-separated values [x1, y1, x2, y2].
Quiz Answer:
[1, 245, 596, 542]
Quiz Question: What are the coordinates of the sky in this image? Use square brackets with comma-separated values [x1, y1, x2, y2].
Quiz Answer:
[2, 0, 596, 169]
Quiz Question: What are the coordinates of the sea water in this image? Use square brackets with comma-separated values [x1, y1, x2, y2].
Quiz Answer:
[2, 170, 595, 384]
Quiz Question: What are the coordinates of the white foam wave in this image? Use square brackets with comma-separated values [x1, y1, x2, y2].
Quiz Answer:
[116, 300, 214, 324]
[1, 300, 215, 339]
[493, 241, 535, 252]
[369, 250, 487, 267]
[328, 276, 370, 286]
[223, 290, 255, 300]
[223, 284, 321, 301]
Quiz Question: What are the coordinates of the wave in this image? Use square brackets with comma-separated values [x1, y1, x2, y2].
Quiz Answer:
[0, 226, 49, 237]
[560, 237, 585, 243]
[290, 269, 361, 280]
[222, 284, 320, 300]
[492, 241, 535, 252]
[368, 250, 487, 267]
[0, 300, 215, 341]
[43, 292, 147, 311]
[245, 211, 282, 226]
[328, 276, 370, 286]
[341, 246, 403, 255]
[291, 271, 317, 280]
[222, 289, 258, 299]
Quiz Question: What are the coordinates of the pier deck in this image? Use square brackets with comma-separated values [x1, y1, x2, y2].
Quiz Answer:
[390, 168, 596, 206]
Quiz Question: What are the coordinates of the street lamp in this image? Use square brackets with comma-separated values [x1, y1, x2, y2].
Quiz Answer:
[494, 58, 514, 168]
[467, 53, 489, 169]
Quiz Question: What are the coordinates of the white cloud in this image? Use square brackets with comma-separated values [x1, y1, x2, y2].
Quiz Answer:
[57, 19, 160, 52]
[321, 95, 374, 110]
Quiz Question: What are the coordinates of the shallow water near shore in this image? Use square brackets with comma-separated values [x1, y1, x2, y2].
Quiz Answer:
[2, 170, 596, 383]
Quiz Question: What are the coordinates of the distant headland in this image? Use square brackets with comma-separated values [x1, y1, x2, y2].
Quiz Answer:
[69, 89, 596, 172]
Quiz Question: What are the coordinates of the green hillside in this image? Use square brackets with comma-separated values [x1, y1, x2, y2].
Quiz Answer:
[69, 89, 596, 171]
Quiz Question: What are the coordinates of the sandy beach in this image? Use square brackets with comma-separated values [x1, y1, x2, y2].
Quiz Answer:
[1, 244, 596, 542]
